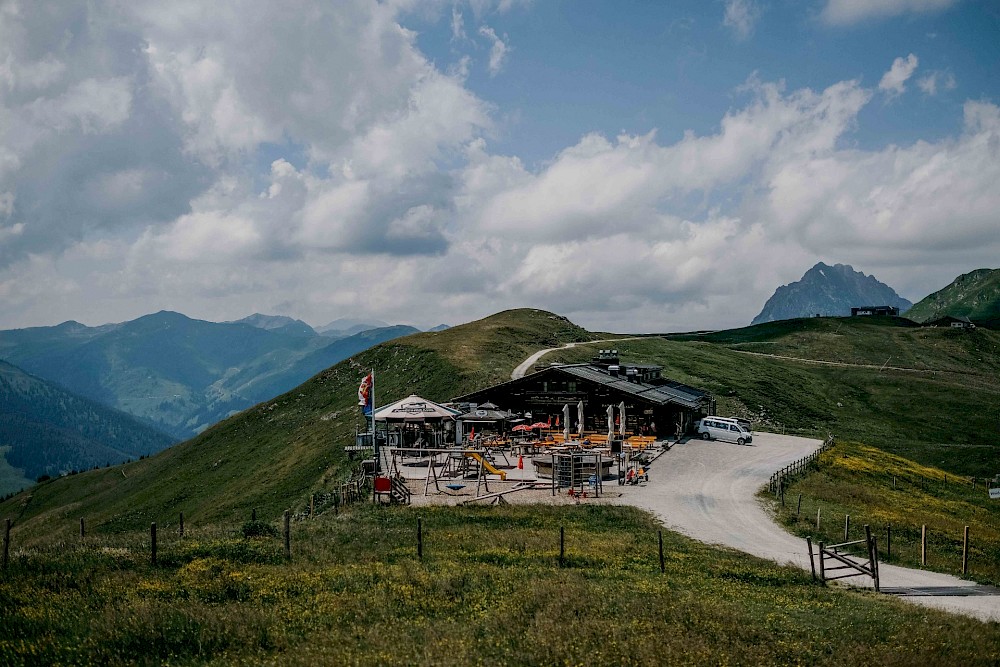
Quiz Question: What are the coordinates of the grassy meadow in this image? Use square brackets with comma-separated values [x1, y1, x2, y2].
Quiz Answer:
[764, 440, 1000, 586]
[0, 309, 595, 540]
[3, 310, 1000, 664]
[3, 504, 1000, 666]
[550, 318, 1000, 478]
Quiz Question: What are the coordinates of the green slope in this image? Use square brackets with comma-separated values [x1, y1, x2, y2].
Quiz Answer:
[0, 360, 175, 495]
[5, 309, 996, 544]
[905, 268, 1000, 324]
[0, 309, 591, 541]
[554, 317, 1000, 476]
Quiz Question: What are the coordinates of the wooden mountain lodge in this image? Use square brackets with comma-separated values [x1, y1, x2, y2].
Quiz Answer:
[453, 350, 714, 439]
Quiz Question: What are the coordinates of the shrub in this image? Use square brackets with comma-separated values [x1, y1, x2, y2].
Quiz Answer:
[240, 520, 279, 539]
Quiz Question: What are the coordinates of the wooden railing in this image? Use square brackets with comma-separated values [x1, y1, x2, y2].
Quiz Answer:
[769, 434, 835, 494]
[807, 525, 880, 591]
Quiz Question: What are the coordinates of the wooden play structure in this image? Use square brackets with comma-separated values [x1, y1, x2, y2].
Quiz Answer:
[386, 447, 521, 500]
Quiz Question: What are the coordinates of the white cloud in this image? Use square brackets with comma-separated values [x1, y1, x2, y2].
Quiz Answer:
[451, 6, 466, 41]
[917, 70, 956, 96]
[478, 25, 509, 76]
[1, 1, 998, 335]
[821, 0, 959, 26]
[723, 0, 762, 40]
[878, 54, 919, 98]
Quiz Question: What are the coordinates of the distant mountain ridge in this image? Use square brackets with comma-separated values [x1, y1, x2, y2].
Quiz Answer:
[0, 312, 419, 440]
[229, 314, 317, 338]
[0, 360, 174, 495]
[316, 317, 391, 337]
[752, 263, 912, 325]
[904, 268, 1000, 325]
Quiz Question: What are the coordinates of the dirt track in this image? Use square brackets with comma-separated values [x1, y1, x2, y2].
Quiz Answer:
[616, 433, 1000, 622]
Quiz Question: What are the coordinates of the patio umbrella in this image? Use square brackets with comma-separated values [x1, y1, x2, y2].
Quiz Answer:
[562, 403, 570, 442]
[606, 404, 614, 441]
[619, 401, 626, 437]
[530, 421, 549, 430]
[577, 400, 585, 436]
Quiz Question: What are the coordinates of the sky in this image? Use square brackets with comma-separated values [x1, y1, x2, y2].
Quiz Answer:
[1, 0, 998, 333]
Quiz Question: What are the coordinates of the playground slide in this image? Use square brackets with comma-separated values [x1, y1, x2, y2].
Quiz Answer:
[465, 452, 507, 480]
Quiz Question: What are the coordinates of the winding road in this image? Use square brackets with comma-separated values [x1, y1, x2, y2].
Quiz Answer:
[514, 344, 1000, 622]
[619, 433, 1000, 621]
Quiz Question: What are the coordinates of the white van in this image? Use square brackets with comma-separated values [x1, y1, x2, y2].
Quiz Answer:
[695, 417, 753, 445]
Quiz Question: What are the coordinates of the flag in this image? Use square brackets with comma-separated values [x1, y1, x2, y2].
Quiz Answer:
[358, 373, 373, 416]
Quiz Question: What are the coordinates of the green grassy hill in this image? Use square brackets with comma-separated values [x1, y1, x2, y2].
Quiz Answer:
[554, 317, 1000, 476]
[3, 310, 997, 544]
[3, 308, 1000, 663]
[905, 268, 1000, 324]
[0, 309, 591, 541]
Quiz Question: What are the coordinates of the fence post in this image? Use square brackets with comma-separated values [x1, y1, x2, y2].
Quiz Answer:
[816, 507, 821, 530]
[418, 517, 423, 561]
[844, 514, 850, 542]
[334, 491, 340, 515]
[893, 476, 896, 489]
[818, 541, 826, 584]
[150, 522, 157, 565]
[559, 526, 565, 567]
[864, 524, 879, 592]
[283, 510, 291, 559]
[2, 518, 10, 570]
[921, 525, 927, 566]
[886, 525, 891, 561]
[80, 517, 85, 539]
[962, 526, 969, 576]
[806, 536, 816, 582]
[658, 531, 665, 573]
[796, 494, 802, 517]
[179, 512, 184, 537]
[551, 454, 556, 496]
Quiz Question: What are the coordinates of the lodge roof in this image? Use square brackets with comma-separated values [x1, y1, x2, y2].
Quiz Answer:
[454, 363, 711, 411]
[556, 364, 710, 410]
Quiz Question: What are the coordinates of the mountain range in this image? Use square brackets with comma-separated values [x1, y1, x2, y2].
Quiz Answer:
[905, 268, 1000, 325]
[0, 311, 419, 441]
[3, 307, 997, 540]
[752, 263, 912, 325]
[0, 360, 174, 495]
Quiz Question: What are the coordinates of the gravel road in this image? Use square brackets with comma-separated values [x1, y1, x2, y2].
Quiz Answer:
[616, 432, 1000, 622]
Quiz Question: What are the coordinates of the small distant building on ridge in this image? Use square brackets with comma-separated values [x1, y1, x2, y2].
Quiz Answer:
[924, 315, 976, 329]
[851, 306, 901, 317]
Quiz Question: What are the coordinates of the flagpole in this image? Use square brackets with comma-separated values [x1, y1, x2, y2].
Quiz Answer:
[370, 368, 377, 474]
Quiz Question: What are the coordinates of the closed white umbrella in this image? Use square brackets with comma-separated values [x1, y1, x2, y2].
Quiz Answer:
[577, 400, 585, 436]
[562, 403, 570, 442]
[606, 404, 614, 441]
[618, 401, 626, 437]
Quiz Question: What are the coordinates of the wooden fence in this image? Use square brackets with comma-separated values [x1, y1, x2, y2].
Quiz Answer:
[807, 524, 880, 591]
[769, 434, 835, 495]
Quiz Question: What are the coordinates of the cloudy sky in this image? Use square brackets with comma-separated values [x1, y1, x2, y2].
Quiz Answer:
[1, 0, 998, 332]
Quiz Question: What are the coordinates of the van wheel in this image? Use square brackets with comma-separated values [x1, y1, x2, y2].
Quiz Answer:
[701, 432, 710, 440]
[737, 437, 746, 446]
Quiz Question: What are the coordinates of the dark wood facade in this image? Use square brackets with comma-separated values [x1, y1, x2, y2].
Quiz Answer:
[453, 364, 714, 438]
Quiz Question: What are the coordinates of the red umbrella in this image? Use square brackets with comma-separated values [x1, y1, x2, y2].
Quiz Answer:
[511, 424, 530, 432]
[530, 421, 549, 429]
